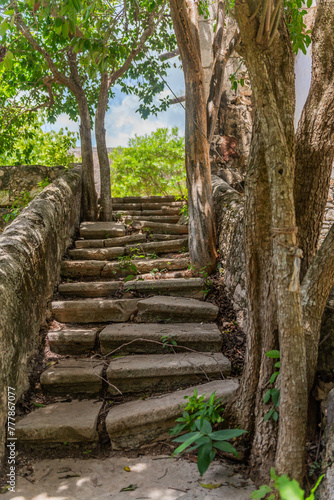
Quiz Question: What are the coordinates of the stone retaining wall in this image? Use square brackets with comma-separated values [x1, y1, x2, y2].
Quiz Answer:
[0, 166, 82, 463]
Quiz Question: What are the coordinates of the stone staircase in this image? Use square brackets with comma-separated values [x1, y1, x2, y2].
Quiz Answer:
[16, 195, 239, 452]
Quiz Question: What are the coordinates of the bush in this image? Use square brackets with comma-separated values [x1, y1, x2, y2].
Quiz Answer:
[109, 127, 186, 197]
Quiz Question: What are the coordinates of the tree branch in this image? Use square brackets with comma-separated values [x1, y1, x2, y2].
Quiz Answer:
[159, 47, 180, 60]
[169, 95, 185, 104]
[301, 223, 334, 389]
[108, 1, 167, 88]
[11, 1, 79, 95]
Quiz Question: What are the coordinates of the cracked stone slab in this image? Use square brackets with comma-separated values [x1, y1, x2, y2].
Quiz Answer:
[58, 281, 121, 298]
[106, 379, 239, 449]
[126, 238, 188, 256]
[106, 352, 230, 394]
[75, 234, 147, 249]
[124, 215, 180, 224]
[136, 296, 218, 323]
[40, 359, 104, 395]
[48, 328, 98, 354]
[16, 399, 103, 444]
[51, 298, 139, 323]
[61, 260, 105, 278]
[80, 222, 126, 239]
[100, 322, 222, 355]
[125, 277, 204, 298]
[101, 257, 189, 278]
[68, 247, 125, 260]
[132, 220, 188, 235]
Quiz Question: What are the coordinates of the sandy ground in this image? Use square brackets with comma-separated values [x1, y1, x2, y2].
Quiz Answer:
[1, 455, 254, 500]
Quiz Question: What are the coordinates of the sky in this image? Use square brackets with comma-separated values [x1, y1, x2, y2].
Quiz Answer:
[43, 62, 186, 148]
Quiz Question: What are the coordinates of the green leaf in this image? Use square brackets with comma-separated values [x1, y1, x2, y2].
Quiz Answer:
[263, 389, 271, 404]
[0, 21, 10, 37]
[62, 22, 69, 38]
[265, 350, 280, 358]
[250, 485, 273, 499]
[274, 361, 281, 368]
[264, 408, 275, 421]
[270, 371, 279, 384]
[197, 442, 213, 476]
[272, 411, 279, 422]
[210, 428, 247, 441]
[306, 474, 324, 500]
[120, 484, 138, 492]
[199, 482, 222, 489]
[172, 432, 202, 456]
[213, 440, 238, 457]
[271, 388, 280, 407]
[195, 418, 212, 434]
[307, 0, 312, 7]
[275, 475, 304, 500]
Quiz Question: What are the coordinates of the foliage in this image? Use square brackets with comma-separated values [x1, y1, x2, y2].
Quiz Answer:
[110, 128, 186, 197]
[263, 350, 281, 422]
[2, 177, 51, 223]
[251, 467, 324, 499]
[170, 389, 246, 476]
[284, 0, 312, 55]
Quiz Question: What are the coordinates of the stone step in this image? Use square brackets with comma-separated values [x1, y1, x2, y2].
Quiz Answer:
[136, 296, 218, 323]
[80, 222, 126, 239]
[58, 281, 121, 298]
[132, 220, 188, 234]
[112, 196, 182, 204]
[16, 399, 103, 445]
[68, 247, 125, 261]
[106, 379, 238, 449]
[61, 257, 189, 279]
[75, 234, 147, 249]
[106, 352, 230, 395]
[40, 359, 105, 395]
[125, 277, 204, 298]
[100, 323, 222, 355]
[123, 215, 181, 224]
[68, 239, 188, 262]
[125, 238, 188, 256]
[51, 298, 139, 323]
[113, 208, 182, 216]
[48, 328, 98, 354]
[58, 277, 204, 299]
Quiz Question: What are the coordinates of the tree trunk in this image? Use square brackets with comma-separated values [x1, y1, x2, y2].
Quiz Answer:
[233, 3, 307, 481]
[294, 0, 334, 278]
[77, 95, 98, 221]
[95, 72, 112, 221]
[169, 0, 217, 273]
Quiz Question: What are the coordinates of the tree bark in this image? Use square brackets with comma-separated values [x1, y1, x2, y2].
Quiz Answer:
[95, 72, 112, 221]
[170, 0, 217, 273]
[233, 2, 307, 482]
[294, 0, 334, 277]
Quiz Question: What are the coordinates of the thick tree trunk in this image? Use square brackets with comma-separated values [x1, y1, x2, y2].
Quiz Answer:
[294, 0, 334, 277]
[77, 95, 98, 221]
[233, 3, 307, 481]
[95, 73, 112, 221]
[169, 0, 217, 273]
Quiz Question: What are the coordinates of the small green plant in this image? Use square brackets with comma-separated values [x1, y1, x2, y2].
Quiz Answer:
[179, 203, 189, 221]
[117, 255, 138, 281]
[263, 350, 280, 422]
[161, 335, 178, 352]
[251, 467, 324, 500]
[37, 177, 50, 191]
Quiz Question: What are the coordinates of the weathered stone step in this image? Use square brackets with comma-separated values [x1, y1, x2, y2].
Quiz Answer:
[58, 278, 203, 299]
[132, 220, 188, 234]
[112, 195, 182, 204]
[41, 359, 104, 395]
[126, 238, 188, 256]
[106, 379, 238, 449]
[16, 399, 103, 445]
[48, 328, 98, 354]
[51, 298, 139, 323]
[75, 234, 147, 249]
[80, 222, 126, 239]
[68, 247, 125, 261]
[114, 208, 181, 216]
[125, 277, 203, 297]
[67, 239, 188, 262]
[106, 352, 230, 395]
[123, 215, 180, 224]
[136, 296, 218, 323]
[100, 322, 222, 355]
[61, 257, 189, 279]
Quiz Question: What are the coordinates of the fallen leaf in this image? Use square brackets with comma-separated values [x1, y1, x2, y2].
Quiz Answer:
[199, 482, 222, 490]
[124, 466, 131, 472]
[32, 402, 46, 408]
[120, 484, 138, 492]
